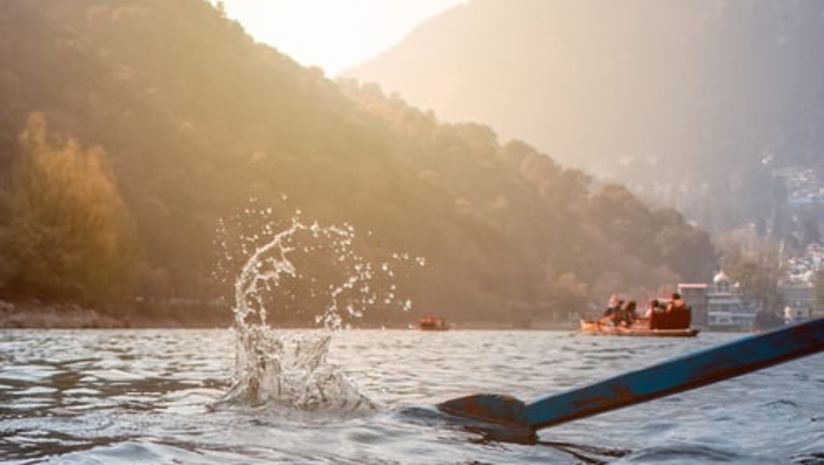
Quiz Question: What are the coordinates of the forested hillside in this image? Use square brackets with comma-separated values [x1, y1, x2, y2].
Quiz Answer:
[0, 0, 715, 325]
[348, 0, 824, 233]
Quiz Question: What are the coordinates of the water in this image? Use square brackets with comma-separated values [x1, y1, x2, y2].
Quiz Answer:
[3, 211, 820, 464]
[213, 208, 417, 410]
[1, 329, 822, 464]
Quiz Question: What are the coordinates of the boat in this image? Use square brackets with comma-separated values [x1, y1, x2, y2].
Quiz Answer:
[579, 319, 699, 337]
[419, 315, 449, 331]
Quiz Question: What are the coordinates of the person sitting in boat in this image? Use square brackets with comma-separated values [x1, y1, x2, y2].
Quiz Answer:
[603, 294, 621, 318]
[653, 293, 691, 329]
[668, 293, 685, 312]
[613, 300, 637, 327]
[644, 299, 661, 319]
[668, 293, 690, 320]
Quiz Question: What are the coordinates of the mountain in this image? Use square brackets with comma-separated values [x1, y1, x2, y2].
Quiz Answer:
[0, 0, 715, 326]
[347, 0, 824, 233]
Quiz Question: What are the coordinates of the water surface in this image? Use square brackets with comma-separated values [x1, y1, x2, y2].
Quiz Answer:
[0, 329, 822, 464]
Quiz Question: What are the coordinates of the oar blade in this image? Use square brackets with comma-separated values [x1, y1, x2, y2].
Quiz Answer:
[437, 394, 528, 427]
[437, 394, 535, 443]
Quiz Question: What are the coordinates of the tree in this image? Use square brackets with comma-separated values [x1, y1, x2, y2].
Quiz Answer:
[0, 114, 138, 305]
[0, 0, 723, 325]
[815, 270, 824, 311]
[720, 240, 782, 312]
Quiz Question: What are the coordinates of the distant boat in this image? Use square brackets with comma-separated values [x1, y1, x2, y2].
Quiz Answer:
[419, 315, 449, 331]
[579, 319, 699, 337]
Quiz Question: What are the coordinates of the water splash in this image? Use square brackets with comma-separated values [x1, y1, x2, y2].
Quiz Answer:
[212, 203, 420, 411]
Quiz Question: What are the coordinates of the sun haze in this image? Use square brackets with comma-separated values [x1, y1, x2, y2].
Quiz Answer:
[216, 0, 466, 76]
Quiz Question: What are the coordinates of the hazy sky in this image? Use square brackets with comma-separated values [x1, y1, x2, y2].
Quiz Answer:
[217, 0, 466, 76]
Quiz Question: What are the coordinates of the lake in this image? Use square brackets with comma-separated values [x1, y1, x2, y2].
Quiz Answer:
[0, 329, 822, 464]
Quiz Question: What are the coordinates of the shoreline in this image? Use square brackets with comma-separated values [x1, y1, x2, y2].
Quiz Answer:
[0, 301, 126, 329]
[0, 300, 228, 329]
[0, 299, 576, 330]
[0, 302, 582, 330]
[1, 301, 760, 332]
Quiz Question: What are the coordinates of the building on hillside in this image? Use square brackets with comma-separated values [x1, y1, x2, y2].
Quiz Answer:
[784, 244, 824, 282]
[778, 167, 824, 207]
[677, 271, 757, 331]
[705, 271, 758, 331]
[779, 272, 819, 323]
[784, 305, 813, 324]
[778, 240, 824, 322]
[677, 283, 708, 328]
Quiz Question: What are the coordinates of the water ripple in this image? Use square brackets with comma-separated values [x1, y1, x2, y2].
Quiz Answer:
[0, 329, 821, 464]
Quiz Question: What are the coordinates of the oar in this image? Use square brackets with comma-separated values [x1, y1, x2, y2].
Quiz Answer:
[438, 318, 824, 439]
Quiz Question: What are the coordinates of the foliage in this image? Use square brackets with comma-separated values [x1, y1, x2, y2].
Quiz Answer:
[815, 271, 824, 311]
[719, 240, 782, 312]
[0, 114, 136, 304]
[754, 310, 784, 331]
[347, 0, 824, 234]
[0, 0, 717, 323]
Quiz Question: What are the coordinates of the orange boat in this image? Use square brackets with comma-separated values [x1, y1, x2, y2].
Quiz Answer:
[419, 315, 449, 331]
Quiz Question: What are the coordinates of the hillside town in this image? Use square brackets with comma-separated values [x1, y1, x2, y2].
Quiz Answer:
[779, 167, 824, 207]
[676, 242, 824, 332]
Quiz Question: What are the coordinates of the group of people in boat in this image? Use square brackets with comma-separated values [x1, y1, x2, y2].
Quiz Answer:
[601, 292, 692, 330]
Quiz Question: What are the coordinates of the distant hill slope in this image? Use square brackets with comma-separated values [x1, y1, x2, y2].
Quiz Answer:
[347, 0, 824, 232]
[0, 0, 714, 325]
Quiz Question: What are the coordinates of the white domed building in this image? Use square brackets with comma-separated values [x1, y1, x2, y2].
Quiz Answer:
[713, 271, 730, 289]
[705, 271, 757, 330]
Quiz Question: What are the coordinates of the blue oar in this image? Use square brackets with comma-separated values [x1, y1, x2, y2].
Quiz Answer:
[438, 318, 823, 438]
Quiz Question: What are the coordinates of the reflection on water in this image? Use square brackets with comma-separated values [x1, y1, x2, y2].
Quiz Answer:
[0, 329, 822, 464]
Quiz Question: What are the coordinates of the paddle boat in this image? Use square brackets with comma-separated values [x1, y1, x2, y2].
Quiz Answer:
[581, 300, 698, 337]
[419, 315, 449, 331]
[579, 319, 699, 337]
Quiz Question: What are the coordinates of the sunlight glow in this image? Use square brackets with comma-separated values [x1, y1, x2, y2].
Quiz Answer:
[216, 0, 466, 76]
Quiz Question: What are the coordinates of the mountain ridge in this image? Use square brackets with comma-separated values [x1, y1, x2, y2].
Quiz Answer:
[347, 0, 824, 233]
[0, 0, 715, 325]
